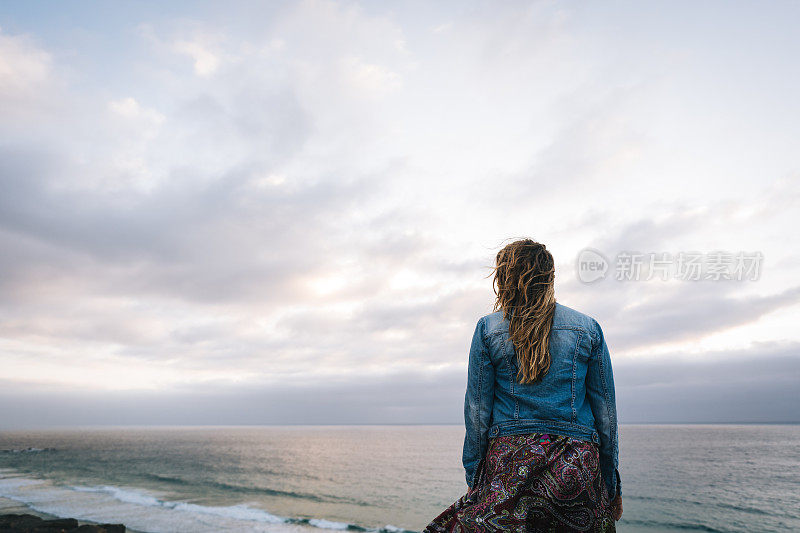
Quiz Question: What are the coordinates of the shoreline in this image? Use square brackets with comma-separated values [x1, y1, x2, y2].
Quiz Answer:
[0, 497, 136, 532]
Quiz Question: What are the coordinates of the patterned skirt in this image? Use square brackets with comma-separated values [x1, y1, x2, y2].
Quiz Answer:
[424, 433, 616, 533]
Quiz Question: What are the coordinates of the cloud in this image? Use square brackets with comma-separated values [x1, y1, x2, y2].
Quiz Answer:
[555, 196, 800, 354]
[609, 284, 800, 351]
[108, 97, 165, 125]
[173, 37, 223, 76]
[0, 2, 798, 426]
[560, 267, 800, 353]
[137, 21, 233, 77]
[615, 341, 800, 423]
[0, 27, 51, 98]
[341, 55, 401, 94]
[1, 342, 797, 429]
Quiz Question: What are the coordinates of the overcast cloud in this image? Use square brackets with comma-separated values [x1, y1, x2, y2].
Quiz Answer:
[1, 0, 798, 428]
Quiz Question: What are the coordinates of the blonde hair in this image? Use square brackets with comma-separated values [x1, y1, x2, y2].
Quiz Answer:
[492, 239, 556, 383]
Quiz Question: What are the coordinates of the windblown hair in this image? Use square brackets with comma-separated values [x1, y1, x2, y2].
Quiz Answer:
[492, 239, 556, 384]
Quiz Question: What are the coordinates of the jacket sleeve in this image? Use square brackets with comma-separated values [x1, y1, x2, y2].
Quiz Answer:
[586, 320, 621, 500]
[462, 317, 495, 488]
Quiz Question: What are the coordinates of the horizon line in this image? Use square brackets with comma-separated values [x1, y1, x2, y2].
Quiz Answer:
[2, 421, 799, 431]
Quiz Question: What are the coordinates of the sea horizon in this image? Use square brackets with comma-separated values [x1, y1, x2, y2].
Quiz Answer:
[2, 421, 799, 431]
[2, 424, 799, 532]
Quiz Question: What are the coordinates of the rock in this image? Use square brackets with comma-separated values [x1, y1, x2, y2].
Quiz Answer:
[0, 514, 126, 532]
[34, 517, 80, 530]
[73, 525, 126, 533]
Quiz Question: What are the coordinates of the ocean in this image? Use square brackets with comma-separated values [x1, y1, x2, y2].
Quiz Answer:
[0, 424, 798, 532]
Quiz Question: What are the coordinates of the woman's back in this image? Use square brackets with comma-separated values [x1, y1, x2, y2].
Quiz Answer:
[426, 239, 621, 532]
[481, 302, 612, 442]
[474, 303, 620, 499]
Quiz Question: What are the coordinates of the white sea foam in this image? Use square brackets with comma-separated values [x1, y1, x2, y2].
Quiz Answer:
[307, 518, 350, 529]
[72, 485, 163, 507]
[0, 470, 415, 533]
[0, 470, 324, 532]
[0, 476, 44, 490]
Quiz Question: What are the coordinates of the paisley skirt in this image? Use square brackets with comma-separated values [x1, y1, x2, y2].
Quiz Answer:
[424, 433, 616, 533]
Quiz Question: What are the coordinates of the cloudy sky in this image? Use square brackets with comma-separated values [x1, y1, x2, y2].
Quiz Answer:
[1, 0, 798, 428]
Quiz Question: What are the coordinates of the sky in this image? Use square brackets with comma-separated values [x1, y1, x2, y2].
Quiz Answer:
[0, 0, 798, 428]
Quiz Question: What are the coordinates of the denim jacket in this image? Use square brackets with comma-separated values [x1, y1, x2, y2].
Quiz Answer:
[462, 302, 621, 500]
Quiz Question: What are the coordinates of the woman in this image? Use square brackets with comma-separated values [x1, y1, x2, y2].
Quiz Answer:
[425, 239, 622, 532]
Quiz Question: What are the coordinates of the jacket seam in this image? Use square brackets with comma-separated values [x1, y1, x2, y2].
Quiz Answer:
[476, 320, 485, 455]
[498, 338, 519, 420]
[485, 324, 587, 339]
[596, 334, 618, 495]
[589, 322, 600, 348]
[571, 331, 581, 423]
[492, 418, 596, 431]
[486, 329, 506, 339]
[490, 419, 600, 442]
[551, 325, 585, 331]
